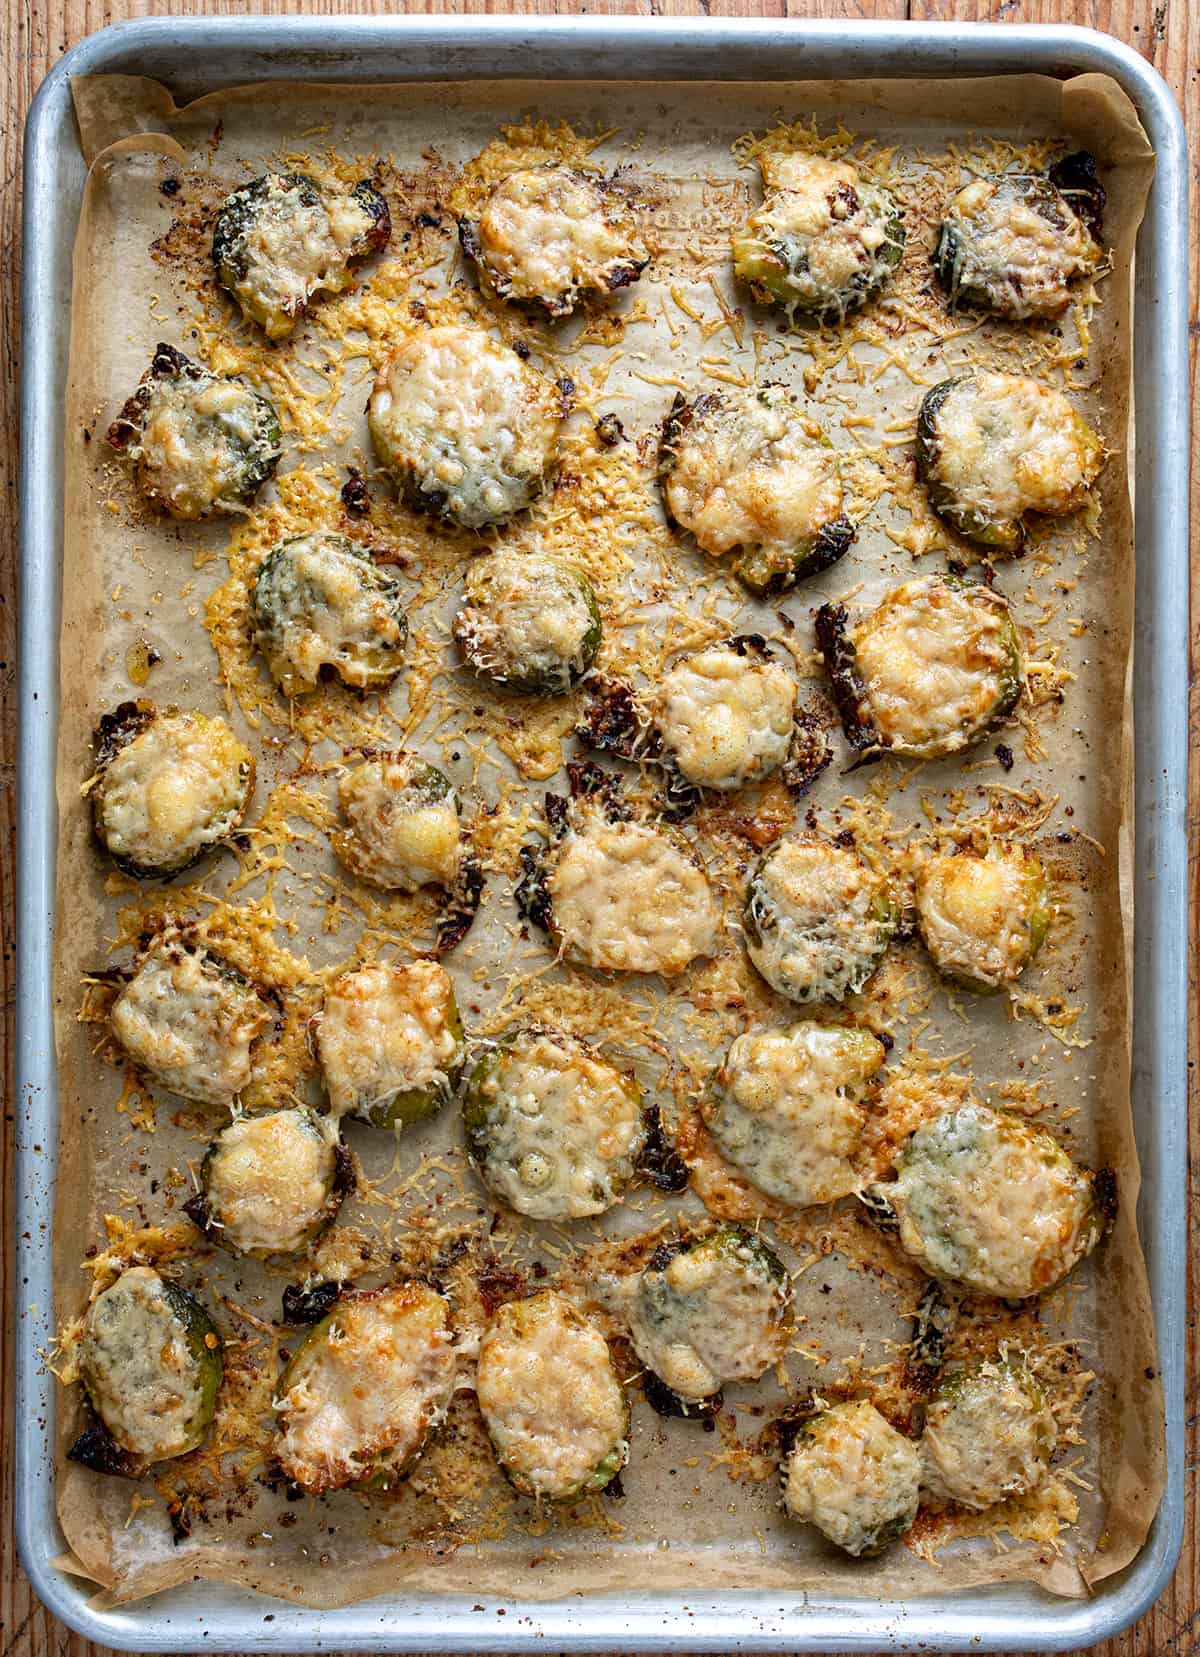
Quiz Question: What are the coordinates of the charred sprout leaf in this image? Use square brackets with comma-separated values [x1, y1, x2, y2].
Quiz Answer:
[565, 759, 630, 822]
[726, 632, 772, 661]
[515, 843, 554, 933]
[281, 1280, 345, 1327]
[782, 705, 834, 798]
[658, 765, 703, 824]
[637, 1103, 690, 1193]
[167, 1500, 193, 1544]
[92, 700, 156, 769]
[764, 1394, 823, 1461]
[543, 793, 571, 840]
[67, 1421, 140, 1479]
[858, 1186, 899, 1235]
[1047, 150, 1106, 242]
[341, 469, 370, 516]
[182, 1192, 213, 1236]
[576, 678, 650, 763]
[596, 412, 625, 447]
[332, 1140, 358, 1198]
[642, 1371, 723, 1420]
[905, 1280, 959, 1394]
[436, 850, 485, 955]
[813, 603, 876, 752]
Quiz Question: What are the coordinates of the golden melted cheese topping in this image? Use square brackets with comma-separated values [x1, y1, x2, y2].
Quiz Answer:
[746, 835, 893, 1004]
[253, 533, 407, 698]
[223, 174, 379, 339]
[613, 1235, 788, 1401]
[469, 1028, 645, 1221]
[888, 1102, 1099, 1299]
[942, 176, 1101, 319]
[916, 846, 1047, 989]
[928, 374, 1103, 523]
[368, 325, 562, 529]
[548, 817, 719, 976]
[130, 376, 272, 519]
[651, 644, 796, 791]
[202, 1108, 338, 1256]
[276, 1283, 456, 1494]
[80, 1267, 206, 1461]
[475, 166, 643, 311]
[921, 1358, 1054, 1511]
[663, 388, 843, 561]
[110, 934, 271, 1108]
[852, 579, 1021, 756]
[705, 1024, 885, 1207]
[94, 710, 253, 875]
[476, 1290, 628, 1499]
[333, 756, 461, 893]
[749, 154, 892, 303]
[783, 1400, 921, 1557]
[454, 548, 598, 692]
[318, 961, 461, 1119]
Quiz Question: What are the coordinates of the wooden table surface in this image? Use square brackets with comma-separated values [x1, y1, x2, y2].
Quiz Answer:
[2, 2, 1195, 1653]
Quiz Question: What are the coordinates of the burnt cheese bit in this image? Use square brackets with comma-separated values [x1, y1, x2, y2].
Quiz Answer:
[459, 165, 648, 318]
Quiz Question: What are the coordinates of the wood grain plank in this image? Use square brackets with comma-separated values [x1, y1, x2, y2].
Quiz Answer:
[2, 2, 1192, 1655]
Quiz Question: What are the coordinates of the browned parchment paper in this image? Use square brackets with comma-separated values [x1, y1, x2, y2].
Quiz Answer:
[49, 69, 1161, 1609]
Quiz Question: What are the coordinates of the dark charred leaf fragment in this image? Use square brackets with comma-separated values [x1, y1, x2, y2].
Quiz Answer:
[1047, 150, 1106, 242]
[637, 1103, 690, 1192]
[281, 1279, 344, 1327]
[814, 603, 877, 752]
[782, 704, 834, 798]
[515, 844, 554, 934]
[857, 1187, 899, 1236]
[642, 1370, 723, 1420]
[436, 850, 485, 955]
[595, 413, 625, 448]
[904, 1280, 958, 1394]
[68, 1421, 139, 1478]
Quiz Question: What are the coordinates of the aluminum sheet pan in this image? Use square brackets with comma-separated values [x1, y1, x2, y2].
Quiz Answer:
[17, 17, 1189, 1652]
